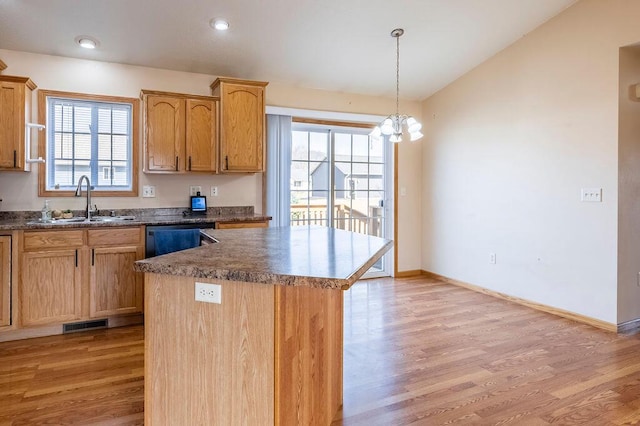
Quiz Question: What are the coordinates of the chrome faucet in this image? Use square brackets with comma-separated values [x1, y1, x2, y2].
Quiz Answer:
[75, 175, 94, 221]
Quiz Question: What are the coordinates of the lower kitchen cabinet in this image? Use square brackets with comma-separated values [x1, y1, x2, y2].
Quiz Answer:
[216, 220, 269, 229]
[18, 227, 144, 330]
[20, 230, 83, 326]
[88, 228, 144, 317]
[0, 236, 11, 327]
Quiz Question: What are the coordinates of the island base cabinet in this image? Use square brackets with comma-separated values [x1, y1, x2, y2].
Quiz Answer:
[145, 274, 275, 425]
[274, 284, 343, 426]
[144, 274, 343, 426]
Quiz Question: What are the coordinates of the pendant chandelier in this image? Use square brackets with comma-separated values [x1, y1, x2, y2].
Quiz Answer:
[371, 28, 423, 143]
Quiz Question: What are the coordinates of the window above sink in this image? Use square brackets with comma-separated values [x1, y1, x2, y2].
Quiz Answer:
[37, 90, 140, 198]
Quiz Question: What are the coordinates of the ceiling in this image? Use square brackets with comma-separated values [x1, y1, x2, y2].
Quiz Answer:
[0, 0, 577, 101]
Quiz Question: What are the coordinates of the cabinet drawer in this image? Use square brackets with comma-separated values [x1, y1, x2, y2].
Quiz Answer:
[23, 230, 84, 251]
[216, 221, 269, 229]
[88, 227, 142, 247]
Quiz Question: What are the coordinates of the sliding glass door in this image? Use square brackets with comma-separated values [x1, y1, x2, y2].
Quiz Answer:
[290, 123, 391, 277]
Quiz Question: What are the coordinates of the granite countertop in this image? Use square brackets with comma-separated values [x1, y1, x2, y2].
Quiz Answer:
[0, 207, 270, 231]
[134, 227, 393, 290]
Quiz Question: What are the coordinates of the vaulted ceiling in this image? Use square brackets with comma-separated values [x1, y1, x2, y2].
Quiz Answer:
[0, 0, 577, 100]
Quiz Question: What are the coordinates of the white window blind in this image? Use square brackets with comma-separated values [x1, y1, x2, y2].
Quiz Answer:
[46, 97, 134, 191]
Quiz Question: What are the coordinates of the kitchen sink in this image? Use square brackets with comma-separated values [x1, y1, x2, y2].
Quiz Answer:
[27, 215, 136, 225]
[90, 215, 136, 222]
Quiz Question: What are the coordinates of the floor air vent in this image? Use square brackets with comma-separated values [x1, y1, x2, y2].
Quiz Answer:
[63, 319, 108, 334]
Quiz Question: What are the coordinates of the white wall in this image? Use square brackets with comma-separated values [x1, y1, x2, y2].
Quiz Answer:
[421, 0, 640, 325]
[0, 49, 261, 212]
[0, 49, 423, 272]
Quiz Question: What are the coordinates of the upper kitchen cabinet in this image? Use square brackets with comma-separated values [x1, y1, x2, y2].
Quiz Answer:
[186, 98, 218, 172]
[210, 78, 268, 173]
[141, 90, 218, 173]
[0, 75, 36, 171]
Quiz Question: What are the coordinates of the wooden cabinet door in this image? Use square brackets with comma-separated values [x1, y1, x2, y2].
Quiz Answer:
[20, 249, 82, 326]
[185, 98, 217, 172]
[0, 81, 25, 170]
[88, 227, 144, 318]
[145, 95, 185, 172]
[0, 236, 10, 327]
[90, 245, 144, 317]
[219, 83, 265, 173]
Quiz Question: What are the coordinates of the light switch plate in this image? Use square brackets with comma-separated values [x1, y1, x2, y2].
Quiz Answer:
[581, 188, 602, 202]
[142, 185, 155, 198]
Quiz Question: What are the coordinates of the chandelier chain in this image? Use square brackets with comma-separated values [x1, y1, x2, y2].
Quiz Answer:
[371, 28, 422, 143]
[396, 31, 400, 117]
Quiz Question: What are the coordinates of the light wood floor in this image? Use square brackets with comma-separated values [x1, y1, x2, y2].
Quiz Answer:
[2, 276, 640, 425]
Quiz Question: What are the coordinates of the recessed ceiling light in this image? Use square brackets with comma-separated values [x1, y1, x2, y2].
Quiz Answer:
[75, 36, 99, 49]
[210, 19, 229, 31]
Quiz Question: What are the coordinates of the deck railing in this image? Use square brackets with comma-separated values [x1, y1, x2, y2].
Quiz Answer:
[290, 204, 382, 237]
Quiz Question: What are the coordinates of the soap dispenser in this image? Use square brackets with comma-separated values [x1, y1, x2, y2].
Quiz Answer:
[41, 200, 52, 221]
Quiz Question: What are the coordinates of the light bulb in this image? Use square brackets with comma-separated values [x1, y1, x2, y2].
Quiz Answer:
[210, 19, 230, 31]
[380, 118, 394, 135]
[389, 134, 402, 143]
[406, 117, 422, 133]
[76, 37, 98, 49]
[410, 131, 424, 141]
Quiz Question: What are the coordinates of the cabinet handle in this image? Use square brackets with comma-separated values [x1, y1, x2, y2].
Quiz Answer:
[91, 248, 95, 266]
[13, 150, 16, 168]
[188, 156, 192, 171]
[225, 156, 229, 170]
[175, 156, 179, 171]
[75, 250, 78, 268]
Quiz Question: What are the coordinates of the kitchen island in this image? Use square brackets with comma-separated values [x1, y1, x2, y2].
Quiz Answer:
[134, 226, 392, 425]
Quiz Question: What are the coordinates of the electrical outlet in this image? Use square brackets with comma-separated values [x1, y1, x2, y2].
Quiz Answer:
[211, 186, 218, 197]
[489, 253, 496, 264]
[190, 185, 202, 196]
[581, 188, 602, 202]
[195, 282, 222, 304]
[142, 185, 155, 198]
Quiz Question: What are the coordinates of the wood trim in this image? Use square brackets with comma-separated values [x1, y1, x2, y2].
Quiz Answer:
[0, 236, 10, 327]
[0, 59, 6, 71]
[422, 270, 617, 332]
[395, 269, 423, 278]
[393, 143, 399, 277]
[210, 77, 269, 91]
[140, 89, 219, 102]
[0, 313, 143, 342]
[37, 90, 140, 197]
[216, 221, 269, 229]
[0, 75, 36, 90]
[292, 117, 375, 130]
[11, 231, 21, 329]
